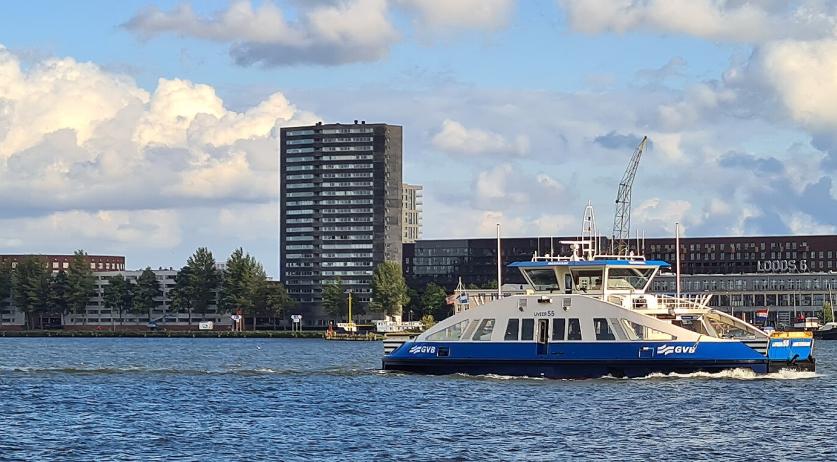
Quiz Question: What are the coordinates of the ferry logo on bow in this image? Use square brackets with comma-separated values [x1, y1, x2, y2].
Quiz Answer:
[408, 345, 436, 354]
[657, 344, 697, 356]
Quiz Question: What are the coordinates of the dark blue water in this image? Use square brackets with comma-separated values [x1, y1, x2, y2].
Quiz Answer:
[1, 338, 835, 461]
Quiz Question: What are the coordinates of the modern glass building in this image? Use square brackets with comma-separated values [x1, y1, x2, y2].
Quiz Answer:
[279, 121, 403, 324]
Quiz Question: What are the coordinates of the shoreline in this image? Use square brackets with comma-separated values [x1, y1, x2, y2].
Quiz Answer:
[0, 330, 348, 339]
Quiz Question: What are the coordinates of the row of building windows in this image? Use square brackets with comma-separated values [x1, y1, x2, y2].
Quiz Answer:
[321, 270, 373, 276]
[321, 145, 373, 152]
[321, 235, 372, 241]
[320, 190, 373, 197]
[322, 137, 373, 143]
[287, 183, 315, 189]
[321, 128, 374, 134]
[321, 181, 373, 187]
[285, 172, 374, 181]
[320, 163, 373, 170]
[320, 199, 373, 205]
[321, 244, 374, 250]
[321, 261, 373, 267]
[321, 217, 373, 222]
[650, 241, 813, 252]
[319, 279, 370, 285]
[655, 277, 837, 292]
[321, 155, 374, 161]
[322, 252, 373, 258]
[322, 208, 373, 214]
[289, 208, 377, 216]
[321, 226, 373, 232]
[322, 172, 373, 178]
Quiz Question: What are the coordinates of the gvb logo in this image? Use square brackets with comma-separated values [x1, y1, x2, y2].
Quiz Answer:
[657, 344, 697, 356]
[408, 345, 436, 354]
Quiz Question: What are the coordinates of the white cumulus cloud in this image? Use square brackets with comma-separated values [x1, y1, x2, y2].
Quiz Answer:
[0, 45, 318, 267]
[124, 0, 399, 66]
[398, 0, 516, 32]
[432, 119, 529, 156]
[558, 0, 837, 43]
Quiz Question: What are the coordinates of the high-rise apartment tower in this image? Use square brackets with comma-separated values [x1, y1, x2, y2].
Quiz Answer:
[279, 121, 403, 324]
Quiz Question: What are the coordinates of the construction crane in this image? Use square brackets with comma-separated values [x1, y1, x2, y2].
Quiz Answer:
[611, 136, 648, 255]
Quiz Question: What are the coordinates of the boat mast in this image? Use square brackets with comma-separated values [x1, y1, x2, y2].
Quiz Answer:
[496, 223, 502, 298]
[675, 222, 681, 299]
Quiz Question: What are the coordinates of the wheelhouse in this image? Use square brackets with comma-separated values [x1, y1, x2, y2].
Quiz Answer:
[509, 259, 669, 298]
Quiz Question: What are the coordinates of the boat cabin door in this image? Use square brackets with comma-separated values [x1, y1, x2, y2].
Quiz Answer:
[537, 319, 549, 355]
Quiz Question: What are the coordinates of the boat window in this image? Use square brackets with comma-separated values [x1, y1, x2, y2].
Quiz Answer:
[673, 316, 710, 336]
[621, 319, 676, 341]
[552, 318, 565, 341]
[521, 318, 535, 341]
[594, 318, 615, 341]
[472, 319, 496, 341]
[504, 319, 520, 341]
[564, 273, 573, 294]
[607, 268, 655, 290]
[524, 269, 560, 291]
[462, 319, 480, 340]
[609, 318, 627, 340]
[426, 319, 471, 341]
[567, 318, 582, 340]
[571, 270, 603, 292]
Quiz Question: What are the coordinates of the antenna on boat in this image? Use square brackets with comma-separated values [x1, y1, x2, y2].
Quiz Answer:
[581, 202, 598, 259]
[496, 223, 502, 298]
[675, 222, 681, 299]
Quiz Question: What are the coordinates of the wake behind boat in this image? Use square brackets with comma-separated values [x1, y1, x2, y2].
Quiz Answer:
[383, 209, 815, 379]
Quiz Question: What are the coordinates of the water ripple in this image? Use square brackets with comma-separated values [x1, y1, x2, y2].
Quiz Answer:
[0, 337, 835, 461]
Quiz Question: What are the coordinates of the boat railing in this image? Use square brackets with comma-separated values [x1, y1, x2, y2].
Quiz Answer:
[605, 293, 712, 311]
[656, 293, 713, 310]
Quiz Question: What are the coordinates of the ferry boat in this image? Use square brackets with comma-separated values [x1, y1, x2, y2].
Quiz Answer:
[383, 222, 815, 379]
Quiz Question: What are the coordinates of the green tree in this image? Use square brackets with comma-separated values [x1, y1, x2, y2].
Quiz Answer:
[170, 265, 194, 325]
[420, 283, 448, 318]
[0, 261, 12, 318]
[67, 250, 95, 325]
[420, 314, 436, 330]
[49, 270, 72, 323]
[12, 257, 50, 329]
[133, 268, 161, 322]
[369, 262, 409, 318]
[186, 247, 221, 321]
[103, 274, 133, 328]
[403, 287, 421, 320]
[322, 279, 348, 320]
[823, 302, 834, 324]
[257, 281, 294, 328]
[222, 248, 267, 330]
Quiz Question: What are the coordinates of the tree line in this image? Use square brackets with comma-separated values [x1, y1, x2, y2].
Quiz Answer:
[0, 248, 293, 330]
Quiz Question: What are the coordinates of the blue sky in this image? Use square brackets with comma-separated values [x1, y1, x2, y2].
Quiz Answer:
[1, 0, 836, 276]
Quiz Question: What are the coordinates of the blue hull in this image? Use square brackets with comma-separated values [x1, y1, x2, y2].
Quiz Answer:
[382, 357, 769, 379]
[382, 340, 814, 379]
